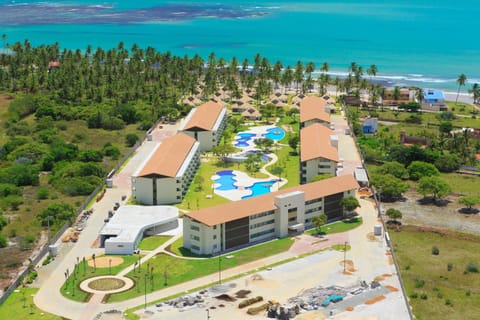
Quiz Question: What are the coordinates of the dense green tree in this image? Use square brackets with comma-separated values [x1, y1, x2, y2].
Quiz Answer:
[386, 208, 402, 222]
[370, 173, 408, 201]
[38, 202, 76, 227]
[288, 135, 300, 153]
[417, 176, 450, 201]
[375, 161, 408, 179]
[312, 213, 328, 234]
[125, 133, 139, 147]
[211, 144, 237, 163]
[407, 161, 440, 181]
[340, 196, 360, 214]
[434, 154, 461, 172]
[458, 196, 480, 211]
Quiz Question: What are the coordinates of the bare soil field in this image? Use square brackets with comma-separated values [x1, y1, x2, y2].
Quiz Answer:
[383, 190, 480, 235]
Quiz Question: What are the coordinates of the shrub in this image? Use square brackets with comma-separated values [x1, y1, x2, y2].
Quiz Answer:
[125, 133, 139, 147]
[414, 279, 425, 288]
[447, 263, 453, 271]
[238, 296, 263, 309]
[465, 262, 479, 273]
[0, 234, 7, 248]
[36, 187, 49, 200]
[445, 299, 453, 306]
[432, 246, 440, 255]
[420, 293, 428, 300]
[410, 292, 418, 299]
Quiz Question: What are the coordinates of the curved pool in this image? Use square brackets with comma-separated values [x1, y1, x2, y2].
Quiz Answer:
[242, 180, 277, 199]
[213, 170, 237, 191]
[234, 132, 256, 148]
[263, 127, 285, 141]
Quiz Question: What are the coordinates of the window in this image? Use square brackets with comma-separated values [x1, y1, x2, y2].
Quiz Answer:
[191, 245, 200, 251]
[250, 228, 275, 239]
[190, 235, 200, 241]
[213, 235, 217, 239]
[213, 225, 217, 229]
[190, 225, 200, 231]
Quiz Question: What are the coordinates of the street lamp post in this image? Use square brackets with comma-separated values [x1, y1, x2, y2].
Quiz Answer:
[218, 253, 222, 285]
[144, 273, 148, 310]
[206, 308, 211, 319]
[343, 241, 348, 273]
[378, 186, 382, 217]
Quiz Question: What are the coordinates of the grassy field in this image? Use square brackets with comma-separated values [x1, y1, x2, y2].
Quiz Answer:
[107, 238, 294, 302]
[306, 217, 363, 235]
[137, 235, 172, 251]
[440, 173, 480, 196]
[0, 287, 64, 320]
[390, 226, 480, 320]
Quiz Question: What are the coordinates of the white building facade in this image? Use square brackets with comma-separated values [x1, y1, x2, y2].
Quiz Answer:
[132, 133, 200, 205]
[183, 175, 358, 255]
[178, 101, 228, 152]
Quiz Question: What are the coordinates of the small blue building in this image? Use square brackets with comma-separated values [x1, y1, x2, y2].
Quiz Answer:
[362, 117, 378, 134]
[422, 89, 446, 110]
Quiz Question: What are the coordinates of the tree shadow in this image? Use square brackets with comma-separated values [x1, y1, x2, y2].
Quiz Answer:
[417, 197, 451, 207]
[458, 208, 480, 214]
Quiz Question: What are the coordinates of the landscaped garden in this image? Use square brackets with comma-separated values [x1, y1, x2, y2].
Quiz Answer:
[0, 287, 63, 320]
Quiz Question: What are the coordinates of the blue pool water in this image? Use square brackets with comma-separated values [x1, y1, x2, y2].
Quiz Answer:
[214, 170, 237, 191]
[234, 132, 256, 148]
[242, 180, 277, 200]
[263, 127, 285, 141]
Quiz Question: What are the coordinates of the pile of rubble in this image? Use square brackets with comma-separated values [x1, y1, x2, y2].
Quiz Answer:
[157, 290, 209, 310]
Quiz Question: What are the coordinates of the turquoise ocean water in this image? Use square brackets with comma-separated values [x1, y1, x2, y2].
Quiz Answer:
[1, 0, 479, 91]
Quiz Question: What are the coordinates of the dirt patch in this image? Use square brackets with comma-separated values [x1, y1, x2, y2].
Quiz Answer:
[340, 260, 356, 272]
[345, 306, 354, 311]
[366, 232, 381, 241]
[365, 295, 385, 305]
[235, 290, 251, 299]
[88, 256, 124, 268]
[383, 191, 480, 234]
[386, 285, 399, 292]
[215, 294, 236, 302]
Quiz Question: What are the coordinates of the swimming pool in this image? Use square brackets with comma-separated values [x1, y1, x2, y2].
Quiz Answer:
[234, 126, 285, 148]
[263, 127, 286, 141]
[242, 180, 277, 200]
[234, 132, 256, 148]
[213, 170, 237, 191]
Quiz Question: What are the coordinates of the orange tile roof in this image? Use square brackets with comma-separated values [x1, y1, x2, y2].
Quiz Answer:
[182, 101, 225, 131]
[185, 175, 359, 226]
[137, 133, 197, 178]
[300, 96, 330, 123]
[300, 123, 338, 162]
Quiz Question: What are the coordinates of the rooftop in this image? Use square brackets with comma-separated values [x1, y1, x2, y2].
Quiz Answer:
[100, 205, 178, 244]
[300, 123, 339, 162]
[424, 89, 445, 100]
[181, 101, 225, 131]
[136, 133, 197, 178]
[185, 175, 358, 226]
[300, 96, 330, 123]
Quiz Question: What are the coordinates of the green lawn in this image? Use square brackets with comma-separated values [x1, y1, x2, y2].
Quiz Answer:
[0, 288, 64, 320]
[306, 217, 363, 235]
[138, 235, 172, 251]
[60, 255, 139, 302]
[166, 237, 209, 258]
[440, 173, 480, 196]
[107, 238, 294, 302]
[390, 226, 480, 320]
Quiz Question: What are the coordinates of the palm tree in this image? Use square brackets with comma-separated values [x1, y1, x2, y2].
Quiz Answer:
[320, 62, 329, 74]
[468, 83, 479, 104]
[456, 73, 467, 104]
[1, 34, 6, 48]
[367, 64, 377, 79]
[416, 87, 424, 104]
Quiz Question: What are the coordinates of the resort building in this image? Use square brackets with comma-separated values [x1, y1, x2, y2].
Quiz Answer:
[132, 133, 200, 205]
[178, 101, 228, 152]
[382, 87, 413, 106]
[100, 205, 178, 255]
[183, 175, 358, 255]
[299, 96, 331, 129]
[300, 123, 339, 184]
